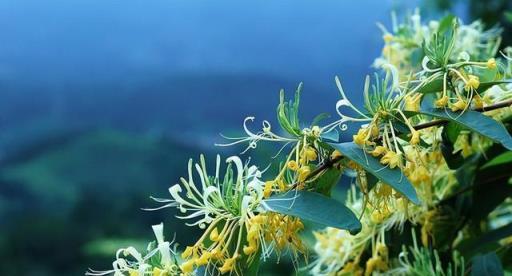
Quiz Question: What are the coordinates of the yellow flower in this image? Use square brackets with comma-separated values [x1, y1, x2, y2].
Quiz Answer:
[180, 259, 195, 274]
[263, 181, 273, 198]
[181, 246, 194, 259]
[287, 160, 299, 171]
[383, 33, 393, 43]
[376, 184, 392, 197]
[371, 124, 380, 138]
[376, 243, 388, 259]
[464, 75, 480, 91]
[380, 151, 402, 169]
[473, 94, 484, 109]
[404, 93, 422, 112]
[209, 228, 220, 242]
[340, 261, 363, 276]
[297, 166, 311, 182]
[435, 95, 449, 108]
[370, 209, 389, 224]
[195, 251, 211, 266]
[365, 256, 388, 276]
[353, 127, 369, 146]
[410, 130, 420, 145]
[371, 146, 387, 157]
[129, 270, 139, 276]
[451, 98, 468, 112]
[152, 267, 164, 276]
[409, 164, 430, 185]
[487, 58, 497, 69]
[218, 255, 238, 274]
[304, 147, 317, 161]
[331, 150, 342, 160]
[243, 245, 257, 255]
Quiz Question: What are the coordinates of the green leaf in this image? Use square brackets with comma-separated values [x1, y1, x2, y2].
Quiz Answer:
[440, 122, 465, 169]
[414, 107, 512, 150]
[471, 252, 504, 276]
[261, 190, 362, 234]
[415, 76, 443, 94]
[481, 151, 512, 169]
[320, 129, 339, 143]
[438, 14, 456, 35]
[312, 166, 343, 196]
[478, 80, 512, 94]
[328, 142, 419, 204]
[459, 223, 512, 257]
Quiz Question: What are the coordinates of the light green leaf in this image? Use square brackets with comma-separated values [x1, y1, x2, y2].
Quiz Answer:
[261, 190, 361, 234]
[415, 107, 512, 150]
[471, 252, 504, 276]
[328, 142, 419, 204]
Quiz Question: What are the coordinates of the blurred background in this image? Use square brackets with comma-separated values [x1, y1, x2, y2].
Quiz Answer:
[0, 0, 511, 275]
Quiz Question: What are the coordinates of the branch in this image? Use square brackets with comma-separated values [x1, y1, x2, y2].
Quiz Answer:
[291, 99, 512, 188]
[413, 99, 512, 131]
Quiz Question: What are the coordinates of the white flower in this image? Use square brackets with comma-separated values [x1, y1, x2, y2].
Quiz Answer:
[86, 223, 179, 276]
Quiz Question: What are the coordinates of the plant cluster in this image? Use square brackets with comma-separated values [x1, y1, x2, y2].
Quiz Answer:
[88, 11, 512, 276]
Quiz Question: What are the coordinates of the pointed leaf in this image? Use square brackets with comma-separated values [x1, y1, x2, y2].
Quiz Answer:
[329, 142, 419, 204]
[261, 190, 361, 234]
[414, 107, 512, 150]
[320, 129, 339, 143]
[478, 80, 512, 94]
[471, 252, 504, 276]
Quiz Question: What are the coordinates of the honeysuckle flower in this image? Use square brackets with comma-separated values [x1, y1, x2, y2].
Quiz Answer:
[487, 58, 497, 69]
[380, 150, 402, 169]
[450, 98, 468, 112]
[410, 130, 420, 145]
[404, 93, 422, 112]
[149, 155, 307, 274]
[216, 117, 298, 153]
[86, 223, 181, 276]
[287, 160, 299, 171]
[146, 155, 271, 273]
[464, 74, 480, 91]
[435, 95, 449, 107]
[353, 127, 370, 146]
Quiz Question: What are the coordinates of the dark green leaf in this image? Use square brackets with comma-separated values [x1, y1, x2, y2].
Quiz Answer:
[478, 80, 512, 94]
[414, 107, 512, 150]
[471, 252, 504, 276]
[312, 166, 343, 196]
[261, 190, 362, 234]
[328, 142, 419, 204]
[243, 249, 261, 276]
[415, 76, 443, 94]
[459, 223, 512, 257]
[481, 151, 512, 169]
[440, 123, 465, 169]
